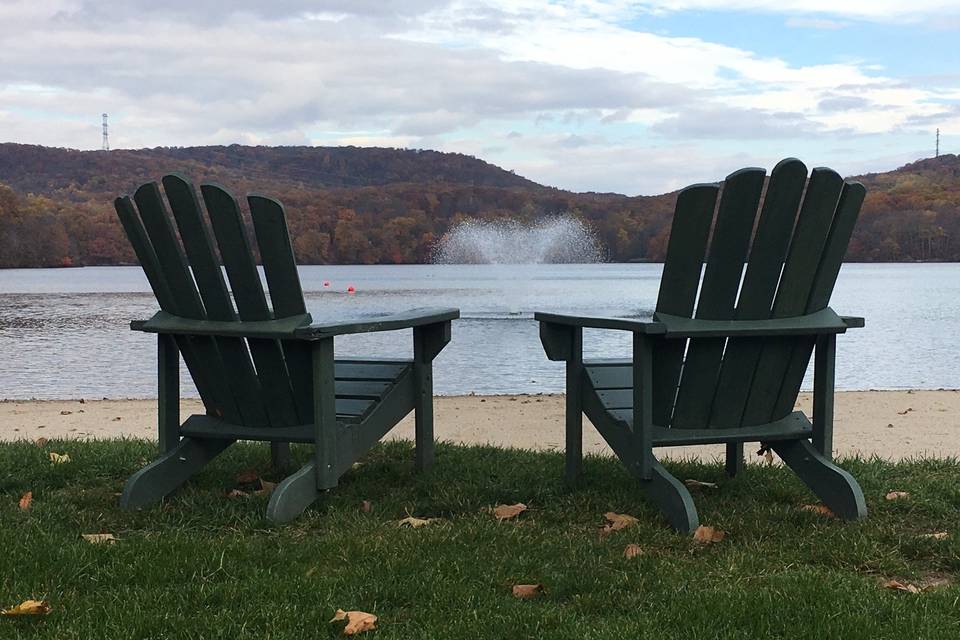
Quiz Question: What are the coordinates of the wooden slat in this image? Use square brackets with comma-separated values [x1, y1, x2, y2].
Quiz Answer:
[672, 168, 766, 428]
[201, 183, 300, 428]
[585, 363, 632, 390]
[249, 194, 314, 422]
[597, 388, 633, 409]
[335, 380, 392, 398]
[162, 174, 268, 427]
[606, 409, 812, 446]
[129, 184, 240, 422]
[710, 159, 808, 427]
[334, 361, 411, 381]
[772, 181, 866, 417]
[651, 184, 718, 425]
[741, 168, 845, 425]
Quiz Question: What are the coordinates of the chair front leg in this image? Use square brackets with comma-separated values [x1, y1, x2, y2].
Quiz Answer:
[158, 334, 181, 454]
[633, 332, 654, 480]
[812, 333, 837, 459]
[312, 337, 338, 489]
[413, 321, 451, 472]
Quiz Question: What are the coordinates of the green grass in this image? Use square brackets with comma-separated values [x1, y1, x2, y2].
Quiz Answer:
[2, 439, 960, 639]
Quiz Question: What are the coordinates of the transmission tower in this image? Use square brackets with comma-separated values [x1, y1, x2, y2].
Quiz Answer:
[102, 113, 109, 151]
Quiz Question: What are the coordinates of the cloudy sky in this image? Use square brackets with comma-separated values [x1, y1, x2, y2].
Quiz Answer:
[1, 0, 957, 194]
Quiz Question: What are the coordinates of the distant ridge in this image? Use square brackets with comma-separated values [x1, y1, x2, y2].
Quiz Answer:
[0, 142, 957, 267]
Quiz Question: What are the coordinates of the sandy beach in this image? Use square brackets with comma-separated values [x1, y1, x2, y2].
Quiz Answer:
[2, 390, 958, 461]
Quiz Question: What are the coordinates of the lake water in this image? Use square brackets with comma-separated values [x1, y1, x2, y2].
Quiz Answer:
[0, 263, 956, 399]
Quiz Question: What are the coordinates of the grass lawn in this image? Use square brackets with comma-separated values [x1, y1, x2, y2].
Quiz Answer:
[2, 439, 960, 639]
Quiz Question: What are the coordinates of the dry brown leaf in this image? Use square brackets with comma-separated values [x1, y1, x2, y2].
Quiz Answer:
[800, 504, 836, 518]
[34, 437, 48, 448]
[492, 503, 527, 521]
[48, 452, 70, 465]
[254, 480, 277, 496]
[692, 525, 725, 544]
[1, 599, 51, 616]
[360, 500, 373, 513]
[234, 469, 259, 484]
[225, 489, 249, 498]
[18, 491, 32, 511]
[684, 479, 718, 490]
[920, 531, 950, 540]
[897, 408, 913, 415]
[885, 491, 910, 501]
[330, 609, 378, 635]
[600, 512, 639, 535]
[398, 516, 439, 528]
[59, 410, 72, 416]
[623, 543, 643, 559]
[81, 533, 117, 545]
[764, 450, 774, 464]
[882, 579, 921, 594]
[511, 584, 544, 599]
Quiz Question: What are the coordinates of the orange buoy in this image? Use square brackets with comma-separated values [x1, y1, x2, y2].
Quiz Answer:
[347, 285, 356, 294]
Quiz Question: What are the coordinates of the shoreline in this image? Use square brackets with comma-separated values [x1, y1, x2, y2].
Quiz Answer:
[2, 390, 958, 461]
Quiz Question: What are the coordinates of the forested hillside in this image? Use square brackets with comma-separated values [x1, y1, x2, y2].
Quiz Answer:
[0, 142, 956, 267]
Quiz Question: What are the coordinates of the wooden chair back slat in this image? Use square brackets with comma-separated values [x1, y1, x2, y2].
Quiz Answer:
[249, 194, 314, 421]
[651, 184, 718, 426]
[671, 168, 766, 428]
[740, 168, 845, 425]
[162, 175, 269, 427]
[200, 184, 302, 427]
[709, 159, 807, 427]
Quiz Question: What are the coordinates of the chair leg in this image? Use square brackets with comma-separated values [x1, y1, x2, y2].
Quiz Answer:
[632, 456, 700, 534]
[270, 442, 292, 472]
[265, 461, 322, 523]
[725, 443, 744, 477]
[413, 360, 435, 473]
[772, 439, 867, 520]
[120, 437, 232, 510]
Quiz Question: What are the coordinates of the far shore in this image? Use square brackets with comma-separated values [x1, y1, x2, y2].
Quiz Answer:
[2, 390, 957, 461]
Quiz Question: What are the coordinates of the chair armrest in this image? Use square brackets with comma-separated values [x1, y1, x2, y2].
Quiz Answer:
[653, 307, 859, 338]
[534, 312, 667, 334]
[132, 311, 311, 339]
[293, 307, 459, 340]
[535, 307, 863, 342]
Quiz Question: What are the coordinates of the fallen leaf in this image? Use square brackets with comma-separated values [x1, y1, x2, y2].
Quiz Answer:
[234, 469, 259, 484]
[600, 512, 639, 535]
[254, 480, 277, 496]
[34, 437, 48, 448]
[225, 489, 249, 498]
[897, 408, 913, 415]
[623, 543, 643, 559]
[492, 503, 527, 521]
[800, 504, 836, 518]
[511, 584, 544, 599]
[48, 452, 70, 465]
[112, 416, 122, 422]
[1, 600, 51, 616]
[330, 609, 378, 635]
[885, 491, 910, 501]
[360, 500, 373, 513]
[920, 531, 950, 540]
[764, 450, 774, 465]
[684, 479, 719, 490]
[692, 525, 725, 544]
[18, 491, 32, 511]
[882, 579, 921, 594]
[81, 533, 117, 545]
[398, 516, 439, 528]
[59, 410, 72, 416]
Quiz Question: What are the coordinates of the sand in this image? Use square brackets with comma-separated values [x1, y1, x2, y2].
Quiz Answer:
[2, 391, 958, 461]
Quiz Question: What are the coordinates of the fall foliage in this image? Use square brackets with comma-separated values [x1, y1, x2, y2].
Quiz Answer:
[0, 142, 957, 268]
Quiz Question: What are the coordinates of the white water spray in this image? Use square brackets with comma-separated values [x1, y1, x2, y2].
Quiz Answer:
[433, 215, 605, 264]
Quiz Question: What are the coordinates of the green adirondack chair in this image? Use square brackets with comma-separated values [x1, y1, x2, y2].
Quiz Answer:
[114, 175, 458, 522]
[537, 159, 867, 532]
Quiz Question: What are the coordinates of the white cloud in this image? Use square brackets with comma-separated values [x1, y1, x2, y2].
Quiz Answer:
[0, 0, 955, 194]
